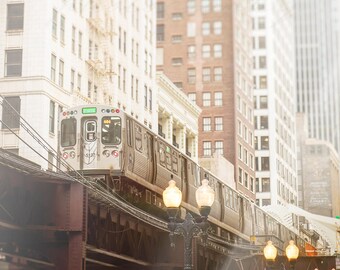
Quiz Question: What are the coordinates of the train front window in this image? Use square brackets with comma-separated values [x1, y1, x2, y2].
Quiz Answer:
[101, 116, 121, 145]
[61, 118, 77, 147]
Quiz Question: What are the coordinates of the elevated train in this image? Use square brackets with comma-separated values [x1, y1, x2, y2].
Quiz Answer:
[59, 105, 307, 253]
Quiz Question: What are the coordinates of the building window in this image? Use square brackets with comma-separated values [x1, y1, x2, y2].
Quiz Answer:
[213, 44, 222, 58]
[203, 92, 211, 106]
[188, 45, 196, 59]
[58, 59, 64, 87]
[49, 100, 55, 133]
[262, 178, 270, 192]
[144, 85, 148, 108]
[259, 76, 267, 88]
[259, 36, 266, 49]
[244, 172, 248, 188]
[213, 0, 221, 12]
[202, 44, 210, 58]
[60, 15, 65, 44]
[214, 92, 222, 106]
[261, 157, 270, 171]
[157, 24, 164, 41]
[187, 22, 196, 37]
[213, 21, 222, 35]
[250, 177, 254, 192]
[259, 56, 266, 68]
[201, 0, 210, 13]
[187, 68, 196, 83]
[188, 93, 196, 103]
[202, 22, 210, 35]
[202, 67, 211, 82]
[157, 2, 164, 18]
[203, 117, 211, 131]
[7, 3, 24, 31]
[238, 167, 243, 183]
[215, 141, 223, 155]
[78, 31, 82, 58]
[214, 67, 222, 81]
[77, 73, 81, 91]
[51, 54, 56, 82]
[258, 17, 265, 29]
[174, 82, 183, 89]
[260, 116, 268, 129]
[123, 68, 126, 92]
[187, 0, 196, 14]
[52, 9, 58, 38]
[1, 96, 21, 129]
[172, 12, 183, 20]
[71, 69, 75, 91]
[172, 35, 182, 43]
[172, 58, 183, 65]
[88, 81, 92, 98]
[259, 96, 267, 108]
[149, 89, 152, 110]
[203, 141, 212, 156]
[5, 49, 23, 77]
[131, 75, 134, 99]
[215, 117, 223, 131]
[261, 136, 269, 149]
[72, 26, 76, 54]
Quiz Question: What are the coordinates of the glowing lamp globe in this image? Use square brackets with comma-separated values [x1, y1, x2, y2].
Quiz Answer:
[163, 180, 182, 208]
[264, 241, 278, 262]
[286, 240, 299, 261]
[195, 179, 215, 217]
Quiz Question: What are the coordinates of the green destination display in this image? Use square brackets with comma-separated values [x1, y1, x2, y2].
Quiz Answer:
[82, 107, 97, 114]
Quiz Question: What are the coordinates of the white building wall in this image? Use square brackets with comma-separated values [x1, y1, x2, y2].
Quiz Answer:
[0, 0, 158, 168]
[252, 0, 298, 206]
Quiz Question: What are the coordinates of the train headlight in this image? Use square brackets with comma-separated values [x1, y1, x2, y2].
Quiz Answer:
[62, 152, 69, 159]
[103, 150, 110, 157]
[112, 150, 119, 157]
[69, 151, 76, 159]
[101, 109, 106, 113]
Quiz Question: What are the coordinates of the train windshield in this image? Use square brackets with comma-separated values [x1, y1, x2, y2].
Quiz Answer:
[61, 118, 77, 147]
[101, 116, 121, 145]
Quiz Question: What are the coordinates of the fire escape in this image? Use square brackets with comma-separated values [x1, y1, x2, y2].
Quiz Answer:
[86, 0, 115, 105]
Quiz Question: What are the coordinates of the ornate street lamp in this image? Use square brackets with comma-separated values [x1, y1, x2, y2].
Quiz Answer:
[163, 179, 215, 270]
[286, 240, 299, 269]
[264, 241, 278, 269]
[263, 240, 299, 270]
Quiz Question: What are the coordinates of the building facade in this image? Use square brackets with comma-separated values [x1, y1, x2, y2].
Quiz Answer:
[0, 0, 157, 167]
[295, 0, 340, 152]
[157, 0, 255, 199]
[251, 0, 298, 206]
[157, 71, 201, 162]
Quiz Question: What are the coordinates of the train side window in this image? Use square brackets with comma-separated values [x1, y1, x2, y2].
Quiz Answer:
[233, 192, 238, 211]
[127, 119, 132, 146]
[159, 142, 166, 166]
[61, 118, 77, 147]
[172, 152, 178, 174]
[165, 146, 172, 170]
[135, 125, 143, 152]
[101, 116, 121, 145]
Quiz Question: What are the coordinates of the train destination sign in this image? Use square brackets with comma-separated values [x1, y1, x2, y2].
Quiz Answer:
[82, 107, 97, 114]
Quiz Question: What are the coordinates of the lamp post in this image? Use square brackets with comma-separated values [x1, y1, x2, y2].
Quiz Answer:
[163, 179, 215, 270]
[263, 240, 299, 270]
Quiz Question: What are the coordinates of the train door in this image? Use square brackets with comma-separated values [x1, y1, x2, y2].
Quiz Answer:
[80, 117, 98, 170]
[145, 132, 155, 184]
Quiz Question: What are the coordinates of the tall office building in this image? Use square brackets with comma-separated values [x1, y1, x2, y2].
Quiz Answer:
[295, 0, 340, 152]
[0, 0, 157, 167]
[251, 0, 298, 206]
[156, 0, 255, 199]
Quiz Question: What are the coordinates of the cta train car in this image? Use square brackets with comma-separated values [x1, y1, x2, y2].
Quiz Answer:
[59, 105, 308, 249]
